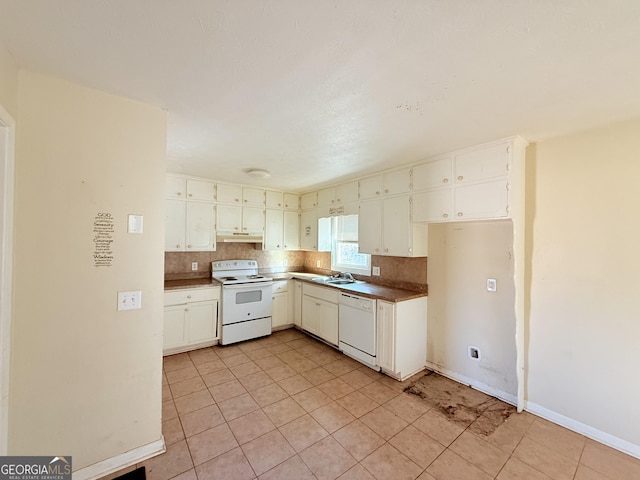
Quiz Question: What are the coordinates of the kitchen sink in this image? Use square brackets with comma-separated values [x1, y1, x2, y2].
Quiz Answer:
[311, 276, 357, 285]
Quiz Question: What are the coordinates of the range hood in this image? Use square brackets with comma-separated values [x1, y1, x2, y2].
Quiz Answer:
[216, 232, 264, 244]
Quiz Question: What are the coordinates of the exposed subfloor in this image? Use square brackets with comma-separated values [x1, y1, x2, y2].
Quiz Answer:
[102, 328, 640, 480]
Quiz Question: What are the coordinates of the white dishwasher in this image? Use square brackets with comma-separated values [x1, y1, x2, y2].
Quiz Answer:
[339, 293, 380, 371]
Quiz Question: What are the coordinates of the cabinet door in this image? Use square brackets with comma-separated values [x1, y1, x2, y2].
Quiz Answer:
[266, 191, 284, 208]
[454, 179, 509, 220]
[301, 295, 322, 336]
[283, 211, 300, 250]
[320, 301, 339, 346]
[217, 183, 242, 204]
[243, 187, 265, 206]
[217, 204, 242, 232]
[165, 175, 186, 198]
[412, 157, 452, 191]
[377, 301, 395, 373]
[382, 196, 411, 256]
[186, 202, 216, 251]
[383, 168, 411, 196]
[317, 188, 336, 207]
[165, 199, 186, 251]
[272, 292, 288, 328]
[284, 193, 299, 210]
[300, 210, 318, 250]
[454, 142, 510, 184]
[188, 301, 217, 343]
[358, 200, 382, 254]
[300, 192, 317, 210]
[335, 181, 359, 204]
[265, 209, 284, 250]
[186, 179, 216, 201]
[359, 175, 383, 200]
[163, 305, 187, 351]
[412, 189, 453, 223]
[242, 206, 265, 232]
[293, 281, 302, 327]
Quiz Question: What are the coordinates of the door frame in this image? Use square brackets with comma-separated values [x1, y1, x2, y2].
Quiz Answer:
[0, 103, 16, 454]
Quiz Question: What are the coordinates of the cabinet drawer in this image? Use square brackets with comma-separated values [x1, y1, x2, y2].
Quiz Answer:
[273, 280, 289, 294]
[302, 283, 339, 304]
[164, 287, 219, 306]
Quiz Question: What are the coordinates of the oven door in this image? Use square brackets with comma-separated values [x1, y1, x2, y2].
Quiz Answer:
[221, 282, 273, 325]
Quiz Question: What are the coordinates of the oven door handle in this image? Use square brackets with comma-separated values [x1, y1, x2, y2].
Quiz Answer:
[223, 282, 273, 290]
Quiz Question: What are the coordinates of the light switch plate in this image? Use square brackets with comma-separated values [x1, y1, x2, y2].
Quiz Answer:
[118, 291, 142, 310]
[191, 262, 198, 271]
[487, 278, 497, 292]
[127, 214, 143, 234]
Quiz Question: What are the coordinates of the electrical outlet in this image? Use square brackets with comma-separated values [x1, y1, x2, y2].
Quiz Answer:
[317, 260, 321, 267]
[191, 262, 198, 271]
[283, 259, 288, 267]
[118, 291, 142, 311]
[468, 346, 481, 361]
[487, 278, 497, 292]
[372, 266, 380, 276]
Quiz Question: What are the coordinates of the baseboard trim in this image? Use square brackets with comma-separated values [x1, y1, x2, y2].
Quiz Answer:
[525, 401, 640, 460]
[72, 437, 166, 480]
[424, 362, 518, 406]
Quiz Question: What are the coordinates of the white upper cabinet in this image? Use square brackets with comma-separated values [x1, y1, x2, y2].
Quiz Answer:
[265, 191, 284, 209]
[185, 202, 216, 251]
[301, 192, 317, 210]
[265, 209, 284, 250]
[412, 157, 452, 191]
[283, 211, 300, 250]
[359, 168, 411, 200]
[358, 200, 383, 254]
[186, 179, 216, 201]
[299, 209, 318, 250]
[165, 176, 187, 198]
[453, 142, 510, 184]
[216, 183, 243, 204]
[336, 181, 359, 203]
[243, 187, 265, 206]
[412, 189, 453, 223]
[283, 193, 299, 210]
[454, 179, 509, 220]
[165, 199, 186, 251]
[317, 188, 335, 207]
[216, 204, 242, 232]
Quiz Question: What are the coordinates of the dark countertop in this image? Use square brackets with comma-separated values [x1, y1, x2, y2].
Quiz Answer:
[164, 273, 427, 303]
[164, 278, 221, 290]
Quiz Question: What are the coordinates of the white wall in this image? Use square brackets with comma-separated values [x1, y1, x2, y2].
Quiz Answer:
[427, 220, 517, 401]
[9, 71, 167, 472]
[0, 42, 19, 118]
[526, 118, 640, 451]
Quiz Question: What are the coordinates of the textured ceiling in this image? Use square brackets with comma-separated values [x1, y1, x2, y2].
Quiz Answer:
[1, 0, 640, 191]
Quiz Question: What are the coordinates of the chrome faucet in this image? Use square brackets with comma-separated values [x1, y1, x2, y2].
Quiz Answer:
[342, 272, 355, 281]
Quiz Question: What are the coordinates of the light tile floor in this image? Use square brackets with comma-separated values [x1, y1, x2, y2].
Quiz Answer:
[102, 328, 640, 480]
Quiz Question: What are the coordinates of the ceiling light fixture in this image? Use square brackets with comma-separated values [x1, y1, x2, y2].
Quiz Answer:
[245, 168, 271, 179]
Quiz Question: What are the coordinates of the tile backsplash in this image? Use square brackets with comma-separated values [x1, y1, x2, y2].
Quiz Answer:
[165, 244, 427, 292]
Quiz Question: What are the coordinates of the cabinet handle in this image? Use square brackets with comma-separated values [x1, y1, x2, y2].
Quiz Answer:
[384, 189, 389, 193]
[176, 244, 181, 248]
[278, 203, 282, 206]
[244, 199, 247, 203]
[457, 175, 463, 181]
[177, 192, 182, 196]
[276, 244, 280, 248]
[384, 248, 389, 252]
[187, 244, 192, 248]
[457, 212, 463, 217]
[184, 308, 189, 312]
[376, 191, 380, 195]
[187, 295, 192, 299]
[337, 198, 341, 202]
[443, 178, 449, 184]
[443, 213, 448, 218]
[243, 227, 247, 230]
[316, 303, 321, 307]
[188, 193, 192, 197]
[234, 227, 239, 230]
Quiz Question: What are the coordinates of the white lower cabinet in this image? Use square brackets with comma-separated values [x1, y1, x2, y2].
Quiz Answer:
[272, 280, 292, 329]
[293, 280, 303, 327]
[301, 283, 339, 346]
[163, 287, 220, 355]
[376, 297, 428, 381]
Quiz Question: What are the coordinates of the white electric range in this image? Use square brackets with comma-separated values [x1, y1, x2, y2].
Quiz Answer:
[212, 260, 273, 345]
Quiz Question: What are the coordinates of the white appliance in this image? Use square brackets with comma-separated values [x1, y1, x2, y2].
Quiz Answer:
[212, 260, 273, 345]
[338, 293, 380, 371]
